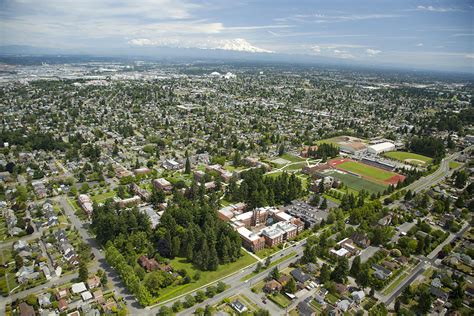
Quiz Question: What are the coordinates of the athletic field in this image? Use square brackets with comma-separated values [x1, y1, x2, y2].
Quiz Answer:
[326, 170, 387, 194]
[329, 158, 405, 185]
[383, 151, 432, 166]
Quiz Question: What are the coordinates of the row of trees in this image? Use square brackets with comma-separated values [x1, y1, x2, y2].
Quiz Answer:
[105, 243, 152, 306]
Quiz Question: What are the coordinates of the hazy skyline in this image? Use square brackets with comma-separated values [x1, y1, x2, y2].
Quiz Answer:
[1, 0, 473, 72]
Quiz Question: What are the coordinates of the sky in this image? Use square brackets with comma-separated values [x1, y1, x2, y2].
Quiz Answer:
[0, 0, 473, 72]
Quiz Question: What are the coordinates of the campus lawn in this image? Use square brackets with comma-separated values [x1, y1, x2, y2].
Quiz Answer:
[280, 153, 305, 163]
[264, 171, 284, 178]
[282, 162, 306, 171]
[337, 161, 396, 182]
[156, 251, 257, 302]
[326, 171, 387, 194]
[384, 151, 432, 165]
[91, 191, 116, 203]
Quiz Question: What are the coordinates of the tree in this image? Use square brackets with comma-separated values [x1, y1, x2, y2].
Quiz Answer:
[78, 261, 88, 282]
[270, 267, 280, 280]
[172, 301, 182, 313]
[254, 262, 263, 273]
[185, 157, 191, 174]
[206, 286, 217, 298]
[194, 271, 201, 281]
[331, 257, 349, 283]
[417, 288, 433, 314]
[232, 150, 242, 166]
[184, 294, 196, 308]
[320, 198, 328, 210]
[14, 254, 23, 271]
[158, 306, 173, 316]
[319, 264, 330, 283]
[265, 256, 271, 267]
[350, 256, 361, 277]
[97, 269, 108, 285]
[195, 290, 206, 302]
[394, 298, 401, 313]
[309, 194, 320, 207]
[26, 224, 34, 235]
[284, 277, 297, 293]
[216, 281, 226, 293]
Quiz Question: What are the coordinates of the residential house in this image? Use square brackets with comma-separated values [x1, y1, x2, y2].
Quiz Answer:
[291, 268, 311, 284]
[264, 280, 282, 293]
[138, 255, 160, 272]
[18, 302, 35, 316]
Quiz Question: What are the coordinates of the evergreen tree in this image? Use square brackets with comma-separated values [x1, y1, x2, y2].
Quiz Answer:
[285, 277, 297, 293]
[185, 157, 191, 174]
[320, 197, 328, 209]
[79, 261, 88, 282]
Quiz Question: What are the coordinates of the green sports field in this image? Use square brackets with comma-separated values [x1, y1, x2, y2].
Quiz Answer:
[326, 171, 387, 194]
[336, 161, 396, 182]
[384, 151, 432, 165]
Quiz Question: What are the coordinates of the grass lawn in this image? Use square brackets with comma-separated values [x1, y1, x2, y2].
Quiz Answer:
[316, 138, 340, 147]
[310, 300, 324, 313]
[323, 193, 341, 203]
[280, 153, 305, 163]
[384, 151, 432, 165]
[242, 252, 297, 282]
[251, 280, 266, 293]
[337, 161, 396, 182]
[326, 170, 387, 194]
[0, 217, 9, 241]
[282, 162, 306, 171]
[264, 171, 284, 178]
[156, 251, 257, 302]
[255, 246, 280, 259]
[268, 292, 291, 308]
[382, 270, 409, 295]
[219, 199, 232, 207]
[449, 161, 461, 169]
[325, 293, 339, 305]
[91, 191, 116, 203]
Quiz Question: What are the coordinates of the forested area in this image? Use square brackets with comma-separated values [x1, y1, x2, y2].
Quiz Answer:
[155, 194, 242, 271]
[406, 136, 445, 162]
[307, 143, 339, 160]
[226, 168, 305, 208]
[92, 192, 242, 306]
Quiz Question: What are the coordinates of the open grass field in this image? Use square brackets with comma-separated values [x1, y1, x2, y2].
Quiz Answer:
[156, 251, 257, 302]
[280, 153, 305, 162]
[91, 191, 116, 203]
[384, 151, 432, 165]
[326, 170, 387, 194]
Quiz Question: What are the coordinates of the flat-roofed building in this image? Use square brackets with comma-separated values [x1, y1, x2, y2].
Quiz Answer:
[237, 227, 265, 252]
[276, 221, 298, 240]
[153, 178, 173, 191]
[261, 225, 284, 247]
[78, 194, 93, 216]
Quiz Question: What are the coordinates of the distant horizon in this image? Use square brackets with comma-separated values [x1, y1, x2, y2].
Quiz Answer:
[1, 45, 474, 78]
[1, 0, 472, 73]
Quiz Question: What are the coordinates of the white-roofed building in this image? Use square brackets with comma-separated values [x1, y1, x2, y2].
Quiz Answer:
[367, 142, 396, 154]
[71, 282, 87, 294]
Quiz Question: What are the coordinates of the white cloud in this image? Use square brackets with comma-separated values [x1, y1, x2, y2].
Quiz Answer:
[466, 54, 474, 59]
[416, 6, 461, 13]
[416, 43, 424, 47]
[366, 49, 381, 56]
[128, 37, 273, 53]
[276, 13, 402, 23]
